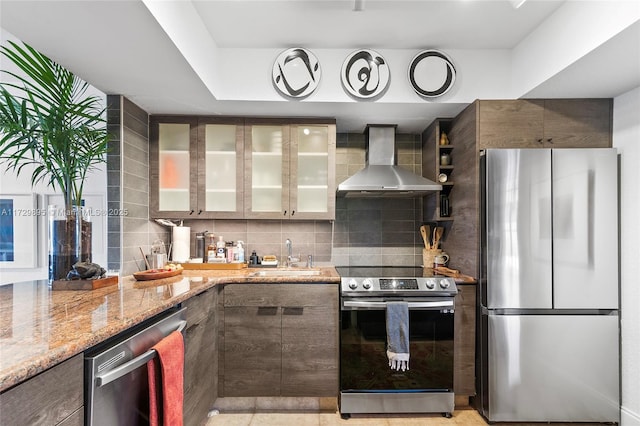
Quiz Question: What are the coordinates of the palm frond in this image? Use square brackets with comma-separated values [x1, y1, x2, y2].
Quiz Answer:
[0, 41, 109, 209]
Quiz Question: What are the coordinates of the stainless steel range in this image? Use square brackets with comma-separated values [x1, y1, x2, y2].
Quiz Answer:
[336, 266, 458, 419]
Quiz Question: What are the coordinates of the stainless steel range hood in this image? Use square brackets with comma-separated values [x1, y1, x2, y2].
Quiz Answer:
[336, 125, 442, 197]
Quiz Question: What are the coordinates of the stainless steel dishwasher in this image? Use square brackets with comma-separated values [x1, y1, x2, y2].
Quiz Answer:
[84, 307, 187, 426]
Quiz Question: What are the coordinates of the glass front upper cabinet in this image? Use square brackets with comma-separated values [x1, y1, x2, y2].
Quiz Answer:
[291, 124, 335, 219]
[197, 118, 244, 218]
[245, 120, 335, 220]
[151, 117, 335, 220]
[150, 118, 197, 218]
[245, 123, 290, 218]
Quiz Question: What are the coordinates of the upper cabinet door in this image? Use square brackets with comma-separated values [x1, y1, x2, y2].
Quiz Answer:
[289, 123, 336, 220]
[197, 118, 245, 218]
[478, 100, 544, 149]
[478, 99, 612, 150]
[150, 117, 198, 218]
[542, 99, 612, 148]
[244, 122, 291, 219]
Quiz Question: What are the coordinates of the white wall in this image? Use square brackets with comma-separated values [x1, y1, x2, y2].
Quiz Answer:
[512, 1, 640, 97]
[0, 29, 108, 285]
[613, 85, 640, 426]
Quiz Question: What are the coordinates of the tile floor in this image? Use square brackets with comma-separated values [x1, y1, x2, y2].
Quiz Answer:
[205, 407, 488, 426]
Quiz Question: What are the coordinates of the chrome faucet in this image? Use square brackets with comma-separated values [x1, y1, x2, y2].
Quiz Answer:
[285, 238, 292, 266]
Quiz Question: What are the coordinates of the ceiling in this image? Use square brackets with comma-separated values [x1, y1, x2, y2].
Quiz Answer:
[1, 0, 639, 133]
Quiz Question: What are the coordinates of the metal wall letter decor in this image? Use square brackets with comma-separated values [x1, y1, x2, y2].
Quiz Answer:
[408, 50, 456, 98]
[272, 48, 321, 99]
[340, 49, 390, 100]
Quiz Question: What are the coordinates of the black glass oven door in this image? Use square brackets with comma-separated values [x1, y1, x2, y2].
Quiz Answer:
[340, 306, 454, 392]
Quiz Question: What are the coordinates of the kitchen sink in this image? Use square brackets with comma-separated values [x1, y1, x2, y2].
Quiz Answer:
[249, 269, 322, 277]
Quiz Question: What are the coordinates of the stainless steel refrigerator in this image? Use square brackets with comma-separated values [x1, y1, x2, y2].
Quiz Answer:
[478, 148, 620, 422]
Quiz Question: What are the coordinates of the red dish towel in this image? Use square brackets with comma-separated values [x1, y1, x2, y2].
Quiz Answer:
[147, 330, 185, 426]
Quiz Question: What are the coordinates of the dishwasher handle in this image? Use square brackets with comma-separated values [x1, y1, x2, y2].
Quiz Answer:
[95, 319, 187, 387]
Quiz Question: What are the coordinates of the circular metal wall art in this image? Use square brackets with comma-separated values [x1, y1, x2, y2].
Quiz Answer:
[341, 49, 390, 100]
[272, 48, 321, 99]
[408, 50, 456, 98]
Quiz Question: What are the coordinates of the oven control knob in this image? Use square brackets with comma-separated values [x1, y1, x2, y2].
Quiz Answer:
[362, 279, 373, 289]
[348, 279, 358, 290]
[439, 279, 451, 289]
[425, 279, 436, 289]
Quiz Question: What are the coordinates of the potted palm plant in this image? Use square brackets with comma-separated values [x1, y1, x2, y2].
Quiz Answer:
[0, 41, 109, 281]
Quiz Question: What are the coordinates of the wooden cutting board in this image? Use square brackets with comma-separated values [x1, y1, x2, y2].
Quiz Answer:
[179, 262, 247, 270]
[52, 275, 119, 290]
[433, 266, 476, 283]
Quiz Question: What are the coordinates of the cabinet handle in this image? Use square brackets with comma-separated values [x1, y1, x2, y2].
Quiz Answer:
[291, 210, 295, 216]
[536, 138, 543, 144]
[546, 138, 553, 144]
[283, 307, 303, 315]
[198, 209, 203, 215]
[283, 210, 287, 216]
[257, 306, 278, 315]
[189, 209, 195, 215]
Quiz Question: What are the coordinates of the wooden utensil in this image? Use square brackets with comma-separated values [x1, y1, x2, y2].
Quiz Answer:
[140, 247, 152, 270]
[434, 266, 476, 283]
[420, 225, 430, 249]
[433, 227, 444, 249]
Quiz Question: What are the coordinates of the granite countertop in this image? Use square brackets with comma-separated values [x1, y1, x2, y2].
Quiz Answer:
[0, 266, 339, 392]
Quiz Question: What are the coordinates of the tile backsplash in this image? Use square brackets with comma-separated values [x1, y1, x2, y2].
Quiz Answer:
[182, 219, 332, 266]
[332, 132, 424, 266]
[179, 131, 424, 267]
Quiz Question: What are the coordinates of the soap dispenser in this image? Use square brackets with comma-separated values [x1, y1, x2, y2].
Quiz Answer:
[250, 250, 259, 266]
[236, 241, 245, 263]
[216, 235, 226, 259]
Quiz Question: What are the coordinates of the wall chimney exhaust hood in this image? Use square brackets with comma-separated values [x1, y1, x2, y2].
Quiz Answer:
[336, 125, 442, 197]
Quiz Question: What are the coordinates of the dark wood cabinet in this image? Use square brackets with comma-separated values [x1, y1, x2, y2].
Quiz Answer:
[477, 99, 611, 149]
[0, 354, 83, 426]
[57, 409, 83, 426]
[221, 284, 338, 397]
[542, 99, 612, 148]
[477, 99, 544, 149]
[281, 303, 338, 396]
[183, 288, 219, 426]
[454, 284, 476, 400]
[223, 305, 282, 396]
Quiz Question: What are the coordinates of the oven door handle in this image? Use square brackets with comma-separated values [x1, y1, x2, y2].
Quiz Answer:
[342, 300, 454, 309]
[95, 319, 187, 387]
